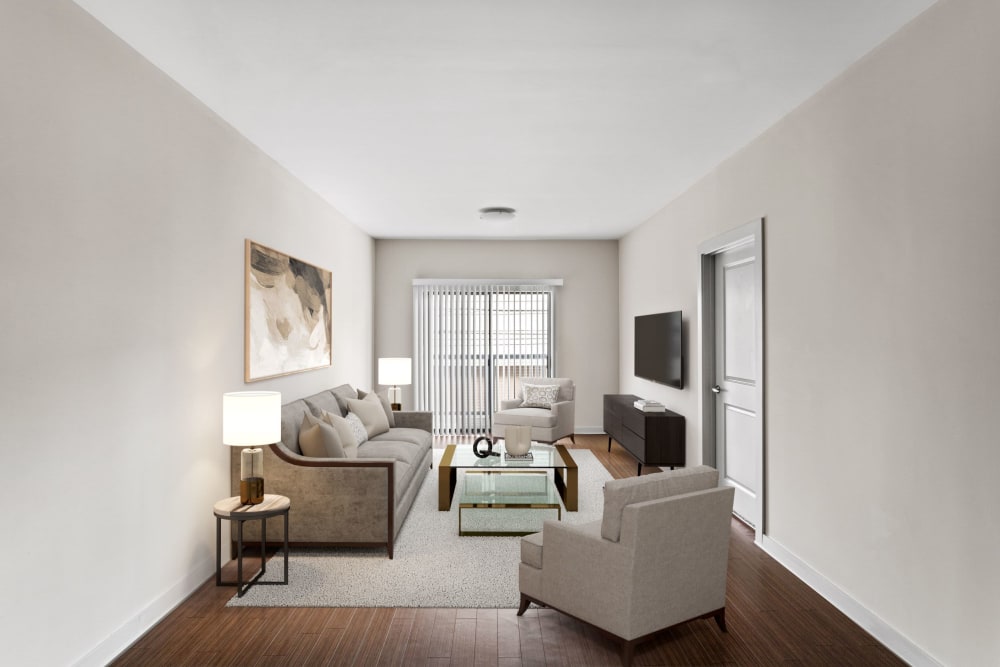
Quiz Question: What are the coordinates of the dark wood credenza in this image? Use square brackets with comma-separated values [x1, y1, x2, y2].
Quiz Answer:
[603, 394, 685, 476]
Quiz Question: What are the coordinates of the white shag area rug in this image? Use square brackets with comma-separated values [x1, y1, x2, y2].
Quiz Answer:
[226, 448, 610, 608]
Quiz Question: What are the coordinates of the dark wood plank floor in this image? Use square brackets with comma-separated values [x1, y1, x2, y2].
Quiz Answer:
[111, 435, 903, 666]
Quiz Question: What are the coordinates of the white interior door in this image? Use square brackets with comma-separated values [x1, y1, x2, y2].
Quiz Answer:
[714, 242, 761, 528]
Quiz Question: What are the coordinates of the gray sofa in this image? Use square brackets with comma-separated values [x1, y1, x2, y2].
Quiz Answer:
[230, 384, 432, 558]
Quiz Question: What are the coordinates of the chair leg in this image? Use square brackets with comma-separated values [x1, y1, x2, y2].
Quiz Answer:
[621, 638, 636, 667]
[714, 608, 727, 633]
[517, 594, 531, 616]
[569, 433, 575, 444]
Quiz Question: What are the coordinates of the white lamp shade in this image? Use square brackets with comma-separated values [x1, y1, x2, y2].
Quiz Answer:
[222, 391, 281, 446]
[378, 357, 412, 386]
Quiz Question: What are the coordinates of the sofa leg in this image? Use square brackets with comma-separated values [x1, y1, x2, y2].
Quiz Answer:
[569, 433, 575, 444]
[714, 608, 727, 633]
[517, 594, 531, 616]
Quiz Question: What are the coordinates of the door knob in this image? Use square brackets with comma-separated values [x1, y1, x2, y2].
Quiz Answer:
[711, 385, 722, 394]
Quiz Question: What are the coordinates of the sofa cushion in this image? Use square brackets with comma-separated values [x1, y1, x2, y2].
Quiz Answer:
[520, 531, 544, 569]
[358, 389, 396, 428]
[331, 384, 358, 415]
[279, 399, 312, 455]
[357, 440, 426, 499]
[601, 466, 719, 542]
[492, 407, 557, 428]
[522, 383, 560, 409]
[346, 393, 391, 438]
[370, 427, 432, 449]
[303, 390, 341, 419]
[357, 440, 427, 467]
[321, 410, 359, 458]
[299, 412, 346, 458]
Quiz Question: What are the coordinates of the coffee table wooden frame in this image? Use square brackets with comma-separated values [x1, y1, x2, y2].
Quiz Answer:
[438, 443, 578, 511]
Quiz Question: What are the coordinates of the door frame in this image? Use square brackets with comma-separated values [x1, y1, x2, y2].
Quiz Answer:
[697, 218, 765, 545]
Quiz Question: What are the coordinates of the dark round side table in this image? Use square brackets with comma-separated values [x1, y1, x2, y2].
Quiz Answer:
[214, 493, 290, 597]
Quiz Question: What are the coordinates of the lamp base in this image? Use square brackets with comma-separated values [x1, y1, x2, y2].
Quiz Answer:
[240, 477, 264, 505]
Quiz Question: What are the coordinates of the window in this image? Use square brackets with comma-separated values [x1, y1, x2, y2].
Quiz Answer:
[413, 279, 561, 435]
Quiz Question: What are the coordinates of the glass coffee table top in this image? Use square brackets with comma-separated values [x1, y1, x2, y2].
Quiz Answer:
[447, 442, 569, 469]
[438, 442, 579, 512]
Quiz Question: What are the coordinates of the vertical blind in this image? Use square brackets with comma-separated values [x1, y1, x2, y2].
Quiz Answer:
[413, 279, 561, 436]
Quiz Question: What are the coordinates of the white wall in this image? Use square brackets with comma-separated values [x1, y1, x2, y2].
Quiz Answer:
[620, 0, 1000, 664]
[0, 2, 374, 664]
[374, 240, 619, 430]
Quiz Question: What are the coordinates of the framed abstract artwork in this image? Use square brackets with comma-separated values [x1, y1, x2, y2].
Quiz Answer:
[245, 240, 332, 382]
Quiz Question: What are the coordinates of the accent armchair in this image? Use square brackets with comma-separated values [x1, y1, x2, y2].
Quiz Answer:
[517, 466, 735, 666]
[490, 377, 576, 444]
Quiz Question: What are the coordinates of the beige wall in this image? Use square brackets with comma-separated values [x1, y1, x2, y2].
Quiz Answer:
[0, 1, 373, 664]
[374, 240, 619, 430]
[620, 0, 999, 664]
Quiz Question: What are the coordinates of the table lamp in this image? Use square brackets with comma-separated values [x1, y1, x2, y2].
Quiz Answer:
[223, 391, 281, 505]
[378, 357, 412, 410]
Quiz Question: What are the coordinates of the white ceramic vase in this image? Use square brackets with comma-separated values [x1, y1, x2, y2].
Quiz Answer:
[505, 425, 533, 455]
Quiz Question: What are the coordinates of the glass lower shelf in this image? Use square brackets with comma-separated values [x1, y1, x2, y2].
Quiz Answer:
[458, 471, 562, 536]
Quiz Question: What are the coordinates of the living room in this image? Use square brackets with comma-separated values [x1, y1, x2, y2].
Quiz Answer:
[3, 0, 998, 665]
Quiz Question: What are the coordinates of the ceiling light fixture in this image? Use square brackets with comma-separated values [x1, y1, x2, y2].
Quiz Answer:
[479, 206, 516, 222]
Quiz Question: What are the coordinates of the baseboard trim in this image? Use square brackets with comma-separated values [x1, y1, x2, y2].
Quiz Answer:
[760, 536, 941, 667]
[73, 558, 214, 667]
[574, 427, 605, 435]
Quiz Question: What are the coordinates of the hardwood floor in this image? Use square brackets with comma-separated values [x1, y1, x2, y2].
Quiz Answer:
[112, 435, 903, 666]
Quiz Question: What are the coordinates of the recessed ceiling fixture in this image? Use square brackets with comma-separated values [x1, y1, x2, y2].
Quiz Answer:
[479, 207, 516, 222]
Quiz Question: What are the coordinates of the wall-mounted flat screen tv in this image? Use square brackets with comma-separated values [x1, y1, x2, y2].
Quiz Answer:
[634, 311, 683, 389]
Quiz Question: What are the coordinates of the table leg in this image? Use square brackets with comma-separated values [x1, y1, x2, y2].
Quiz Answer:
[439, 464, 457, 510]
[261, 517, 267, 576]
[236, 519, 245, 597]
[215, 517, 222, 586]
[282, 509, 289, 584]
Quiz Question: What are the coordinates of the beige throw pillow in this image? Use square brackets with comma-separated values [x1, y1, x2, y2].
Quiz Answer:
[299, 412, 347, 458]
[358, 388, 395, 428]
[321, 410, 359, 458]
[345, 393, 391, 438]
[522, 383, 560, 409]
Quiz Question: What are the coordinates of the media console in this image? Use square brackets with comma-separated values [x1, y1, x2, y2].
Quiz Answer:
[603, 394, 685, 476]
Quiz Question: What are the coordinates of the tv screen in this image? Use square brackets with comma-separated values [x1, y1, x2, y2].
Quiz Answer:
[634, 311, 683, 389]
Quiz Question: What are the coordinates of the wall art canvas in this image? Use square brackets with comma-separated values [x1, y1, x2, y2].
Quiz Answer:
[245, 240, 332, 382]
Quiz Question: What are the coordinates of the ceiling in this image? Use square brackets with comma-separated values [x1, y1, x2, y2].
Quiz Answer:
[73, 0, 935, 240]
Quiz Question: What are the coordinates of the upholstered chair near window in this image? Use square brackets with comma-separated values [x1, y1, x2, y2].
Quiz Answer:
[490, 377, 575, 444]
[517, 466, 735, 666]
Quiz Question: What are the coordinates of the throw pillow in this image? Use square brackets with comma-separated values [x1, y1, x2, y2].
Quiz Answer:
[321, 410, 359, 458]
[345, 412, 369, 445]
[331, 384, 359, 415]
[345, 393, 391, 438]
[358, 388, 395, 428]
[522, 383, 560, 409]
[298, 412, 346, 458]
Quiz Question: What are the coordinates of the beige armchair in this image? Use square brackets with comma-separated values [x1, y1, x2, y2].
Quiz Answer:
[517, 466, 735, 666]
[491, 377, 575, 444]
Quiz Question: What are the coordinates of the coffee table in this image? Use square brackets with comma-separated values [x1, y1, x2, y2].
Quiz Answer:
[438, 442, 578, 511]
[458, 471, 561, 536]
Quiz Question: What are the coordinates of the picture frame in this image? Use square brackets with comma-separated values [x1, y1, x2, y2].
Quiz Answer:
[244, 239, 332, 382]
